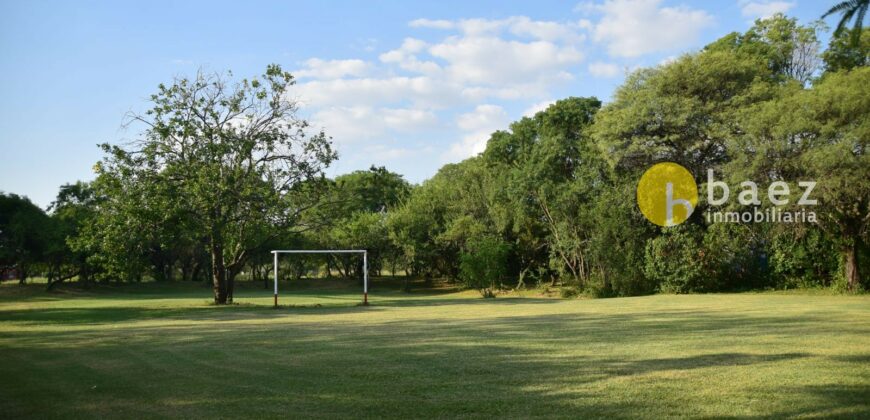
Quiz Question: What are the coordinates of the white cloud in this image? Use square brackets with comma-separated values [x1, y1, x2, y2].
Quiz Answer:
[447, 104, 509, 160]
[294, 58, 371, 80]
[522, 99, 556, 117]
[295, 16, 588, 110]
[658, 55, 678, 66]
[311, 106, 438, 144]
[292, 14, 594, 170]
[738, 0, 794, 19]
[295, 76, 464, 108]
[589, 0, 714, 58]
[588, 61, 621, 77]
[379, 38, 443, 75]
[412, 16, 586, 43]
[430, 36, 583, 86]
[365, 144, 426, 160]
[409, 18, 455, 29]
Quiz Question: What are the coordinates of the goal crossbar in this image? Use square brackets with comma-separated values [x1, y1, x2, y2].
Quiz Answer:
[270, 250, 369, 307]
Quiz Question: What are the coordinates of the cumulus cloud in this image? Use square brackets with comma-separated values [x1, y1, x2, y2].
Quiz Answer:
[588, 0, 714, 58]
[430, 36, 583, 86]
[411, 16, 586, 43]
[738, 0, 794, 19]
[311, 106, 438, 144]
[295, 76, 466, 108]
[447, 105, 509, 160]
[409, 18, 455, 30]
[292, 13, 592, 160]
[293, 58, 371, 80]
[379, 38, 442, 75]
[522, 99, 556, 117]
[365, 144, 429, 160]
[588, 61, 621, 77]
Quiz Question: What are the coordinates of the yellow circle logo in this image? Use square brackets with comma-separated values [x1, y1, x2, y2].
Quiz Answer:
[637, 162, 698, 227]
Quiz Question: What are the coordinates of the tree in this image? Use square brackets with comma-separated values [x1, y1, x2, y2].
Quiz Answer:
[823, 0, 869, 44]
[822, 27, 870, 72]
[483, 98, 603, 287]
[733, 67, 870, 290]
[459, 236, 511, 297]
[45, 182, 99, 290]
[334, 166, 411, 214]
[705, 14, 822, 84]
[0, 193, 50, 284]
[99, 65, 336, 303]
[593, 50, 772, 177]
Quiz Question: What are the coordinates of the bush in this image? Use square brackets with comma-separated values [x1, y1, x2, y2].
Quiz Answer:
[459, 237, 511, 298]
[701, 223, 768, 290]
[644, 225, 711, 293]
[769, 228, 839, 289]
[560, 286, 580, 298]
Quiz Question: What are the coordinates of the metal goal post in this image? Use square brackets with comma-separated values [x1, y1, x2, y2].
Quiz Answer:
[271, 250, 369, 308]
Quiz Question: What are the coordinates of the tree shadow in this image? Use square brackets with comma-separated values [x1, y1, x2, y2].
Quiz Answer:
[1, 295, 867, 418]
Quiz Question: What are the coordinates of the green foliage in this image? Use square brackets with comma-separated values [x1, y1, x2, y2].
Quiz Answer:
[822, 27, 870, 72]
[483, 97, 604, 287]
[822, 0, 869, 43]
[592, 49, 772, 175]
[334, 166, 411, 214]
[704, 14, 822, 84]
[459, 236, 511, 297]
[23, 12, 869, 297]
[0, 193, 51, 282]
[731, 67, 870, 289]
[644, 225, 710, 293]
[586, 181, 655, 296]
[92, 65, 336, 302]
[769, 228, 840, 288]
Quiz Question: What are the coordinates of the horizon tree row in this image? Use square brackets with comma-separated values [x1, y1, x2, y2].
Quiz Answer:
[1, 14, 867, 298]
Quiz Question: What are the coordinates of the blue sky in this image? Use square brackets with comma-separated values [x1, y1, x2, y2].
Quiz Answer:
[0, 0, 837, 208]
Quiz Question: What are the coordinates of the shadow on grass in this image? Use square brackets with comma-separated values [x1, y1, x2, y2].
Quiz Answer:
[1, 298, 868, 419]
[0, 302, 395, 325]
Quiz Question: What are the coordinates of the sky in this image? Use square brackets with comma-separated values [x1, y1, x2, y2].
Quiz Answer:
[0, 0, 838, 208]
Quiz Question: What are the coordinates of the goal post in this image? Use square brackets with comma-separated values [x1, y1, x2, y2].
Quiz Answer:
[270, 249, 368, 308]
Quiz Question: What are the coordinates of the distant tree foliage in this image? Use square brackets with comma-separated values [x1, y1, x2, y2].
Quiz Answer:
[5, 13, 867, 297]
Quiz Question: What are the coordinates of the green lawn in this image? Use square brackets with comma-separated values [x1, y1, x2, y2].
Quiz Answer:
[0, 281, 868, 419]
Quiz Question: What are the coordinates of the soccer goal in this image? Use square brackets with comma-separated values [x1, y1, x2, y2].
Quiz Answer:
[270, 249, 369, 308]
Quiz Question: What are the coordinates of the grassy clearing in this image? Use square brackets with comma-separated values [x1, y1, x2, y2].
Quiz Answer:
[0, 281, 868, 418]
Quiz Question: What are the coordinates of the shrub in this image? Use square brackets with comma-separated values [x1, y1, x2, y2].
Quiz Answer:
[644, 225, 710, 293]
[459, 237, 511, 298]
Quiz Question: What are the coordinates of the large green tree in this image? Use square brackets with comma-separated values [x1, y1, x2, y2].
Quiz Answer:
[0, 193, 51, 284]
[45, 182, 100, 290]
[98, 65, 336, 303]
[733, 68, 870, 289]
[822, 27, 870, 72]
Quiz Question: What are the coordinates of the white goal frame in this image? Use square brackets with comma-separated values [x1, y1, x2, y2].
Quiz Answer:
[271, 249, 368, 307]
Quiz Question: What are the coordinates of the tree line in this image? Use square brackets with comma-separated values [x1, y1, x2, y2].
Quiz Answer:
[1, 14, 867, 299]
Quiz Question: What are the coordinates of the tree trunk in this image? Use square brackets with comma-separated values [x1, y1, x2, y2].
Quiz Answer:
[844, 243, 859, 291]
[191, 260, 202, 282]
[18, 266, 28, 285]
[226, 268, 236, 303]
[181, 262, 191, 282]
[211, 239, 227, 304]
[46, 271, 80, 291]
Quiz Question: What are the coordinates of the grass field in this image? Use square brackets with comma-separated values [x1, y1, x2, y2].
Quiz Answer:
[1, 281, 868, 419]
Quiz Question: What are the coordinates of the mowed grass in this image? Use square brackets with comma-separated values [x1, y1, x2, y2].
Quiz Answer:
[0, 281, 868, 419]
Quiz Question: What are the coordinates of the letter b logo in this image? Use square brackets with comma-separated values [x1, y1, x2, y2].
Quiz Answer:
[637, 162, 698, 227]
